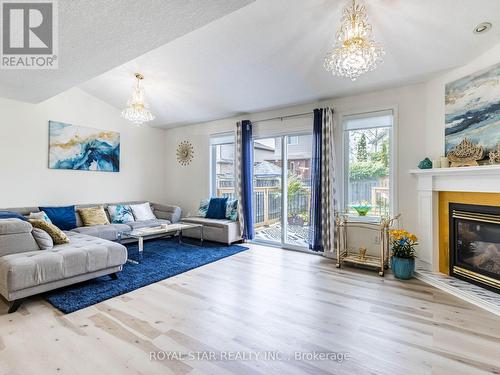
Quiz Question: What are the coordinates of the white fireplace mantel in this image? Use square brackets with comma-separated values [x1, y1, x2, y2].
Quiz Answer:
[409, 165, 500, 193]
[409, 165, 500, 271]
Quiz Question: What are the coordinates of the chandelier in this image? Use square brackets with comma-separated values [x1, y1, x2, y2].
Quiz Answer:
[121, 73, 155, 125]
[324, 0, 385, 81]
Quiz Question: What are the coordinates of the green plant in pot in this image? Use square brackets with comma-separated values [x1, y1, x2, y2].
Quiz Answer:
[389, 229, 417, 280]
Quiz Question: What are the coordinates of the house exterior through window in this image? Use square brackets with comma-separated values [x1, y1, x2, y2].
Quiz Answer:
[342, 110, 394, 218]
[210, 133, 235, 199]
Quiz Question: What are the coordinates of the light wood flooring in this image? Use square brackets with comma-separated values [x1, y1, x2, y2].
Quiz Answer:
[0, 243, 499, 375]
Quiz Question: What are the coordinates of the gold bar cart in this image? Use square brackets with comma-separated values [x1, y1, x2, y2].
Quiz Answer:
[335, 214, 399, 276]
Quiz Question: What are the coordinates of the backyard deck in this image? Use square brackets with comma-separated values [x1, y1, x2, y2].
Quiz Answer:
[254, 223, 310, 248]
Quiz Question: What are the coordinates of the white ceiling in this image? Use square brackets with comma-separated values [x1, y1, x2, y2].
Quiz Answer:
[0, 0, 254, 102]
[78, 0, 500, 128]
[3, 0, 500, 127]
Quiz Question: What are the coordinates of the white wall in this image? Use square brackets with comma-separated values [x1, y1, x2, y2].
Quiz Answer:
[0, 88, 166, 207]
[164, 83, 427, 240]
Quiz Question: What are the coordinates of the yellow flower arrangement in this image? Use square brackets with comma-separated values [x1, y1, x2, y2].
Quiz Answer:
[388, 229, 418, 259]
[389, 229, 417, 243]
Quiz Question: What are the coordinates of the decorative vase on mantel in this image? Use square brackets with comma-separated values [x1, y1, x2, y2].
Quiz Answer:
[417, 157, 432, 169]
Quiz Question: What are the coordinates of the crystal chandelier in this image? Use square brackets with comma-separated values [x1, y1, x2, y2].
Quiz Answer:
[324, 0, 385, 81]
[121, 73, 155, 125]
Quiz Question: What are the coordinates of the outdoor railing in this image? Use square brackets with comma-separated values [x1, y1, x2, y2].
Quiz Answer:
[217, 187, 311, 228]
[347, 177, 389, 216]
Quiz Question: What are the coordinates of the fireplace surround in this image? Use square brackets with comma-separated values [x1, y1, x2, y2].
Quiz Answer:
[449, 203, 500, 293]
[410, 166, 500, 314]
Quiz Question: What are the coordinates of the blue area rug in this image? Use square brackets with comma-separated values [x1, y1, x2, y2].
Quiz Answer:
[43, 238, 248, 314]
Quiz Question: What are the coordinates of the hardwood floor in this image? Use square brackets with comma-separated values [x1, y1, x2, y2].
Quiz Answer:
[0, 243, 499, 375]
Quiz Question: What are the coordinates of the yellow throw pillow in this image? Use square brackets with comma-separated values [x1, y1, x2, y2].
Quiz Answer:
[77, 206, 110, 226]
[29, 219, 70, 245]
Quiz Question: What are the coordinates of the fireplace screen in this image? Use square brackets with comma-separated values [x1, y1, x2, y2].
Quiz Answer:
[450, 203, 500, 292]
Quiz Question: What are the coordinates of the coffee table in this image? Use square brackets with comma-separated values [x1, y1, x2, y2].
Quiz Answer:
[117, 222, 204, 264]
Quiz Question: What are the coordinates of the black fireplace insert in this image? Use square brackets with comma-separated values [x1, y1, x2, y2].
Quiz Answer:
[449, 203, 500, 293]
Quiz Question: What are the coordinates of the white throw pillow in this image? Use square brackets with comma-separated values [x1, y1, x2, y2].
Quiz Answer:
[130, 202, 156, 221]
[29, 211, 52, 224]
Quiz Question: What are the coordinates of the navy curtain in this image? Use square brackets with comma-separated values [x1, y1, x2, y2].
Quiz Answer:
[240, 120, 254, 240]
[309, 109, 323, 251]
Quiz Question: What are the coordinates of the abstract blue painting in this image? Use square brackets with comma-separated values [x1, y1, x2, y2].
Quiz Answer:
[49, 121, 120, 172]
[445, 62, 500, 157]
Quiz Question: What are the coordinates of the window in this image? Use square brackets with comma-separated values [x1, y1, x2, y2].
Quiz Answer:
[287, 136, 299, 145]
[343, 110, 393, 218]
[210, 133, 235, 199]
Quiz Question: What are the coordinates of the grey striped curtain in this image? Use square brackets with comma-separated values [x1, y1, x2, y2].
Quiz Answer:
[235, 121, 254, 239]
[321, 108, 337, 253]
[309, 108, 337, 253]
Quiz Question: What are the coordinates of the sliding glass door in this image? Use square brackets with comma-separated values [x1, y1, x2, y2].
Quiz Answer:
[252, 134, 312, 249]
[253, 137, 282, 245]
[285, 134, 312, 247]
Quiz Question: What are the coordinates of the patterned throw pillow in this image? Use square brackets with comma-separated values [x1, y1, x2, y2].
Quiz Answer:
[77, 206, 110, 226]
[198, 199, 210, 217]
[226, 199, 238, 221]
[29, 219, 69, 245]
[107, 205, 135, 224]
[29, 211, 52, 224]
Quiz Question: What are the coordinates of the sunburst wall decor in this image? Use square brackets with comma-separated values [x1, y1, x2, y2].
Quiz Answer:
[176, 141, 194, 166]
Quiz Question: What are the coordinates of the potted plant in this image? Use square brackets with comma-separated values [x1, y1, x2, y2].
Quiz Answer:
[389, 229, 418, 280]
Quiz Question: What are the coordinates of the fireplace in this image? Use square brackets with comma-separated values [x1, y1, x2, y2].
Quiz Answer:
[449, 203, 500, 293]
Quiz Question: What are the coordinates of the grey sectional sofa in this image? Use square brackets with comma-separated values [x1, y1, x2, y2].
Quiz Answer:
[0, 201, 182, 313]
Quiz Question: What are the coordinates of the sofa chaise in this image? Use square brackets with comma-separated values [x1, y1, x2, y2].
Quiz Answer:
[0, 219, 127, 313]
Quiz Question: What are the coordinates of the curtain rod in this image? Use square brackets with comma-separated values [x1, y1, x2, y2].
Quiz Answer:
[251, 111, 312, 125]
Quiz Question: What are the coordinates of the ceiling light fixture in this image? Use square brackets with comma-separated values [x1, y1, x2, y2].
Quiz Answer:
[473, 22, 492, 34]
[121, 73, 155, 125]
[324, 0, 385, 81]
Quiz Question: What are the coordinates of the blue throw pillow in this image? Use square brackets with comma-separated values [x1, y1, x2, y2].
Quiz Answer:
[39, 205, 77, 230]
[206, 197, 228, 219]
[0, 210, 28, 221]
